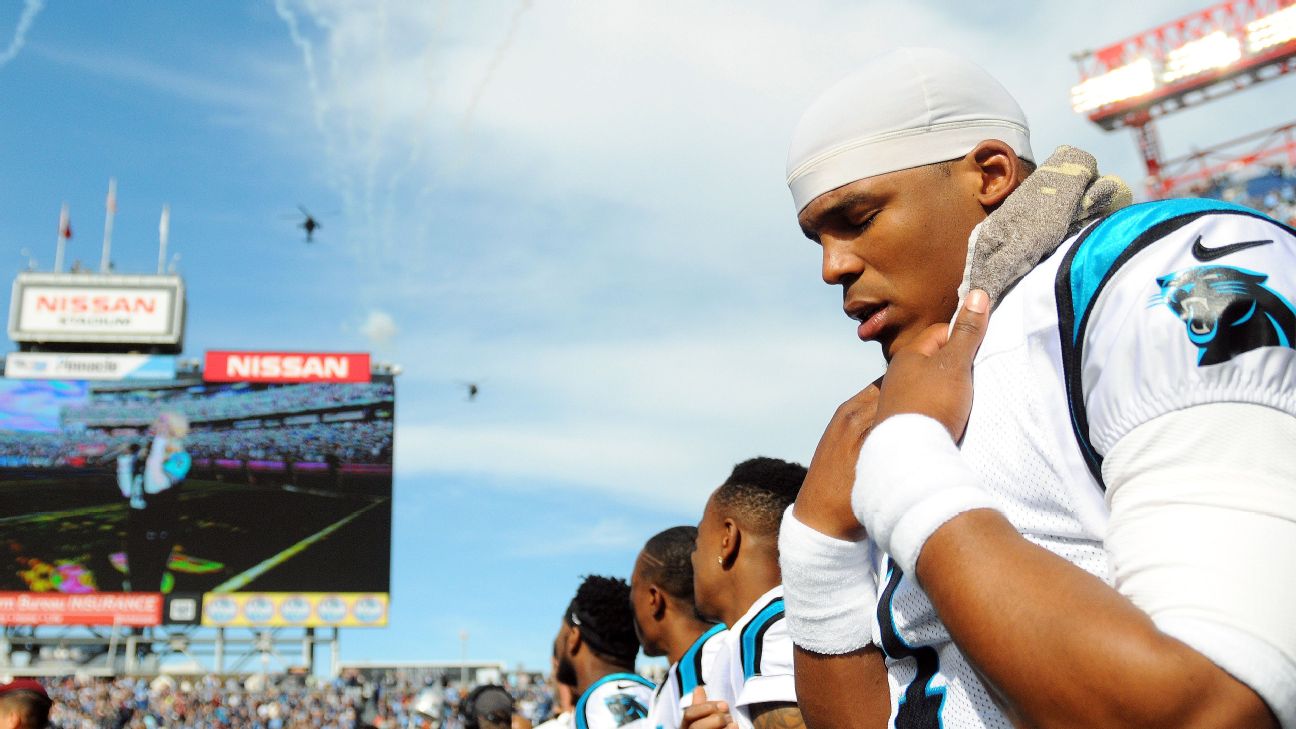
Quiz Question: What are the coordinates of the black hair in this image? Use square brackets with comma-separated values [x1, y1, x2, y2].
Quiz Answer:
[566, 575, 640, 665]
[713, 457, 806, 537]
[0, 690, 51, 729]
[640, 526, 698, 601]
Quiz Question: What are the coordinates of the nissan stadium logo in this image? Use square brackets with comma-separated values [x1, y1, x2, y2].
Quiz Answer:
[206, 596, 238, 625]
[280, 595, 312, 623]
[353, 596, 385, 624]
[316, 596, 348, 624]
[243, 595, 275, 623]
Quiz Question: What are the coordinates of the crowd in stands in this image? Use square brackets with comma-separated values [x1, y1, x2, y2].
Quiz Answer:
[0, 380, 394, 469]
[186, 422, 392, 464]
[0, 420, 392, 469]
[65, 384, 394, 428]
[1186, 164, 1296, 225]
[39, 672, 555, 729]
[0, 432, 68, 468]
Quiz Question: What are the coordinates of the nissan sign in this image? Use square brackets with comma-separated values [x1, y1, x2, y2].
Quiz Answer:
[9, 273, 185, 348]
[204, 351, 372, 383]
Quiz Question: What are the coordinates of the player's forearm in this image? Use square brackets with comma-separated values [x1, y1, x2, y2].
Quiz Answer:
[915, 509, 1275, 729]
[749, 703, 806, 729]
[791, 647, 889, 729]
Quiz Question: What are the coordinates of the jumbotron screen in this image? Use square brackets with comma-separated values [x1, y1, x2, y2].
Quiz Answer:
[0, 377, 393, 625]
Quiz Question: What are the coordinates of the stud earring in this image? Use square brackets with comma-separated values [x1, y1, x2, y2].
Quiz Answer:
[717, 556, 723, 565]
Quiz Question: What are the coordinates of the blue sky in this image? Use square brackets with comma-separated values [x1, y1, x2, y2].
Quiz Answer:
[1, 1, 1294, 672]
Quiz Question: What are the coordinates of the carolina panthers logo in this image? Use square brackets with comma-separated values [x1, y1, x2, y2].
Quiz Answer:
[604, 694, 648, 727]
[1151, 264, 1296, 366]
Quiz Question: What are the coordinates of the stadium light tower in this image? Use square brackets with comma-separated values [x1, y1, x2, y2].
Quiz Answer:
[1071, 0, 1296, 198]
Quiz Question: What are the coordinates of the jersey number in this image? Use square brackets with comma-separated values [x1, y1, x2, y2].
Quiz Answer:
[877, 560, 944, 729]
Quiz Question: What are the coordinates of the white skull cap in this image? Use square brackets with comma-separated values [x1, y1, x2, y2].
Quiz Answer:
[786, 47, 1033, 213]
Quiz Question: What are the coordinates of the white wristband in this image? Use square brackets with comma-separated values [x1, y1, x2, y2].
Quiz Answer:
[778, 506, 877, 655]
[852, 414, 999, 575]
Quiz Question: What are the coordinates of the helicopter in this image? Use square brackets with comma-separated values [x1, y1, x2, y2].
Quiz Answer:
[462, 382, 480, 401]
[297, 205, 321, 242]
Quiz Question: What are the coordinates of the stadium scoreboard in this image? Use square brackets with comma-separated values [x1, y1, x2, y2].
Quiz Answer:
[0, 358, 395, 628]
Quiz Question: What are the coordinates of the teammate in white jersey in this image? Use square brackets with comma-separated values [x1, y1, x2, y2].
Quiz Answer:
[684, 458, 807, 729]
[553, 575, 656, 729]
[779, 47, 1295, 728]
[630, 526, 727, 729]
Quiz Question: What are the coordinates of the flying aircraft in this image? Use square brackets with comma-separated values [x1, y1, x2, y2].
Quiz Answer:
[297, 205, 321, 243]
[456, 382, 480, 401]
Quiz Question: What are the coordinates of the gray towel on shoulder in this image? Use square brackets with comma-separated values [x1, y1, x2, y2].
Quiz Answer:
[957, 145, 1134, 308]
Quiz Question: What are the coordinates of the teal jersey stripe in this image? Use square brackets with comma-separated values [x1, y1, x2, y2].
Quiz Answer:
[740, 598, 784, 680]
[1065, 198, 1257, 343]
[677, 623, 725, 697]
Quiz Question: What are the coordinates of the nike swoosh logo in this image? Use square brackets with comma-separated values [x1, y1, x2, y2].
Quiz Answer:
[1191, 235, 1273, 261]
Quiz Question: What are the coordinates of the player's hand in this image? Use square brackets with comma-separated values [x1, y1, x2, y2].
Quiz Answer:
[793, 379, 883, 541]
[875, 289, 990, 441]
[681, 687, 736, 729]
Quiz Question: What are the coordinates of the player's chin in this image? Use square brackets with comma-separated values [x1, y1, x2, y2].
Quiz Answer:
[876, 327, 911, 362]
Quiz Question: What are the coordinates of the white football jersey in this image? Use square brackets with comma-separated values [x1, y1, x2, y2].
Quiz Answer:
[869, 200, 1296, 728]
[708, 586, 797, 729]
[648, 624, 727, 729]
[575, 673, 655, 729]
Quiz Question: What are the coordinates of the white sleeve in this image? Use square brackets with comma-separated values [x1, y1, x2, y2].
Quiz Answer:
[1103, 402, 1296, 727]
[734, 619, 797, 711]
[116, 455, 134, 498]
[144, 436, 171, 493]
[1080, 212, 1296, 457]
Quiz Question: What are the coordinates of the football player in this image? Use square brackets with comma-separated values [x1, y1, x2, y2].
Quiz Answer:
[631, 526, 727, 729]
[554, 575, 656, 729]
[779, 47, 1296, 728]
[686, 458, 808, 729]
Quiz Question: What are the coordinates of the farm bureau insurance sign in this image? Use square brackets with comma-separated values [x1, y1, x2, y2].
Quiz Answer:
[0, 592, 162, 626]
[8, 273, 185, 345]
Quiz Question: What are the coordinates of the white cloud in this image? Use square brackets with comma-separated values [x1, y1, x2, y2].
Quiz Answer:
[393, 325, 881, 511]
[0, 0, 43, 70]
[516, 517, 652, 557]
[260, 0, 1296, 513]
[30, 43, 271, 110]
[360, 308, 399, 345]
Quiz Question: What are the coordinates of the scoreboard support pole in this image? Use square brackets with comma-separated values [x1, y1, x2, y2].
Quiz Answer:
[331, 628, 341, 677]
[303, 627, 315, 675]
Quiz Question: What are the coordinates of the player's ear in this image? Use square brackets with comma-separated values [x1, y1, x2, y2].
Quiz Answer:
[969, 139, 1022, 209]
[720, 518, 739, 567]
[648, 585, 666, 619]
[567, 627, 583, 656]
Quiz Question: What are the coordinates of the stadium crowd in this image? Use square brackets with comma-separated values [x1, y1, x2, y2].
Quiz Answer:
[184, 422, 392, 464]
[29, 672, 555, 729]
[65, 384, 394, 428]
[1188, 164, 1296, 225]
[0, 420, 392, 469]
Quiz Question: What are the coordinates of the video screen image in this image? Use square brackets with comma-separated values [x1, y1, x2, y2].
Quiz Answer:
[0, 378, 393, 597]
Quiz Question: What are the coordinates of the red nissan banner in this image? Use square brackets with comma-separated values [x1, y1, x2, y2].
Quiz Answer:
[0, 592, 162, 626]
[204, 351, 371, 384]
